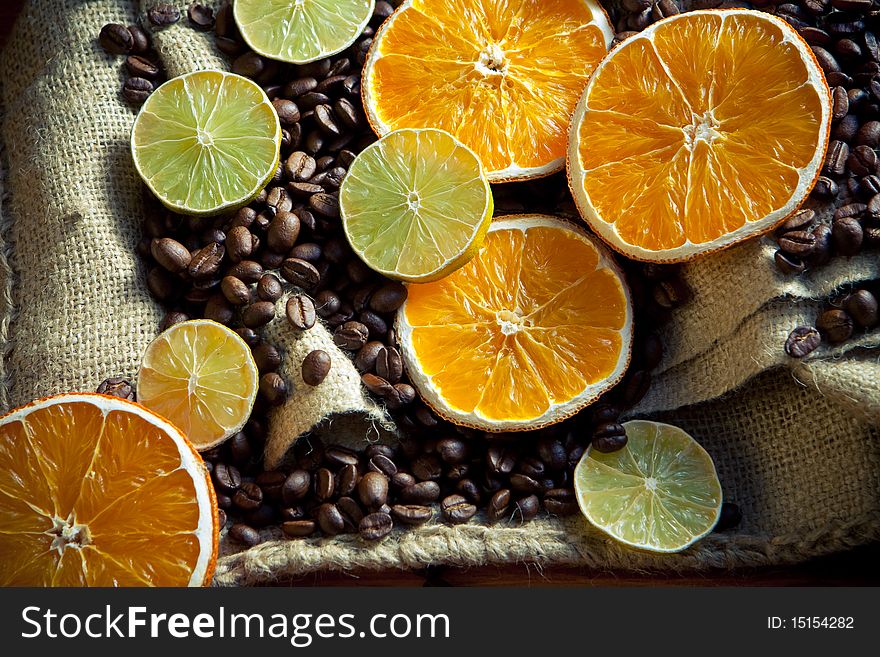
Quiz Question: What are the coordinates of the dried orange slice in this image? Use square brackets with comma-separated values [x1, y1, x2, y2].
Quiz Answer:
[0, 394, 217, 586]
[363, 0, 613, 182]
[137, 320, 259, 450]
[568, 9, 832, 262]
[397, 215, 632, 431]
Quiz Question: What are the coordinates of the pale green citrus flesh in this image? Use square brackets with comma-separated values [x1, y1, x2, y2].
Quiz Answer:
[234, 0, 375, 64]
[131, 71, 281, 217]
[340, 128, 493, 282]
[574, 420, 722, 552]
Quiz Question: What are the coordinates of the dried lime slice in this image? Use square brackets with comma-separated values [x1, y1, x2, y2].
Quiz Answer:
[234, 0, 375, 64]
[339, 128, 493, 283]
[131, 70, 281, 217]
[574, 420, 723, 552]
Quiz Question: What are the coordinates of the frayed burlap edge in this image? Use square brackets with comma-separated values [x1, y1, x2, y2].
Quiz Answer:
[213, 511, 880, 586]
[0, 101, 15, 412]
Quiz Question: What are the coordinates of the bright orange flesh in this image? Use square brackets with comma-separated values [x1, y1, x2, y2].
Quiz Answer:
[365, 0, 612, 180]
[570, 11, 830, 259]
[0, 395, 216, 586]
[400, 216, 631, 429]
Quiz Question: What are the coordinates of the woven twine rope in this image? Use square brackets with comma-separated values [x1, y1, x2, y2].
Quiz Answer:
[1, 0, 878, 586]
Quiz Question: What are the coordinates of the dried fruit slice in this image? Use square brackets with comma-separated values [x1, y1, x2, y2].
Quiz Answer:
[0, 394, 217, 586]
[396, 214, 632, 431]
[137, 319, 259, 450]
[131, 70, 281, 216]
[568, 9, 832, 261]
[340, 128, 493, 283]
[234, 0, 375, 64]
[363, 0, 613, 181]
[574, 420, 723, 553]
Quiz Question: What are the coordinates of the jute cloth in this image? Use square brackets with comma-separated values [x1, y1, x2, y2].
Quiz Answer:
[1, 1, 878, 587]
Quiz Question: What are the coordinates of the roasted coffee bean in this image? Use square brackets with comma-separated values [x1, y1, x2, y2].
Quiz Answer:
[358, 471, 389, 508]
[811, 46, 840, 74]
[833, 203, 866, 221]
[833, 114, 860, 143]
[226, 226, 255, 262]
[352, 340, 382, 373]
[233, 51, 265, 78]
[391, 472, 416, 490]
[399, 481, 440, 504]
[714, 502, 743, 532]
[367, 281, 407, 313]
[325, 446, 359, 467]
[145, 267, 176, 302]
[221, 275, 251, 305]
[216, 36, 244, 56]
[188, 3, 214, 29]
[309, 193, 339, 217]
[862, 175, 880, 198]
[282, 470, 311, 504]
[267, 211, 301, 252]
[441, 494, 477, 524]
[228, 431, 252, 464]
[832, 217, 864, 255]
[266, 186, 293, 213]
[285, 150, 317, 181]
[147, 3, 180, 26]
[99, 23, 134, 54]
[160, 311, 189, 331]
[390, 504, 432, 526]
[518, 457, 545, 479]
[807, 224, 832, 266]
[285, 77, 318, 97]
[123, 77, 153, 104]
[281, 257, 321, 288]
[204, 293, 234, 324]
[334, 321, 369, 350]
[368, 454, 397, 478]
[127, 23, 149, 53]
[256, 274, 282, 302]
[845, 289, 879, 328]
[622, 369, 651, 407]
[255, 470, 285, 501]
[253, 342, 282, 373]
[272, 98, 301, 126]
[333, 98, 362, 131]
[823, 140, 849, 176]
[282, 520, 316, 538]
[315, 104, 342, 136]
[188, 242, 224, 278]
[816, 308, 854, 344]
[812, 176, 839, 200]
[857, 121, 880, 147]
[832, 87, 850, 123]
[317, 503, 345, 535]
[848, 145, 878, 176]
[245, 504, 276, 528]
[229, 523, 260, 546]
[436, 438, 468, 465]
[537, 438, 568, 471]
[487, 489, 511, 523]
[359, 512, 393, 540]
[778, 230, 816, 257]
[592, 422, 628, 453]
[96, 377, 135, 400]
[126, 54, 160, 79]
[357, 310, 386, 339]
[487, 445, 517, 475]
[509, 473, 541, 494]
[314, 467, 335, 501]
[336, 464, 359, 497]
[225, 256, 260, 282]
[336, 496, 365, 530]
[514, 494, 540, 522]
[243, 300, 276, 328]
[774, 250, 806, 275]
[302, 349, 332, 386]
[456, 478, 481, 503]
[543, 488, 578, 516]
[777, 208, 815, 235]
[372, 346, 402, 383]
[217, 508, 227, 527]
[286, 293, 317, 330]
[233, 482, 263, 510]
[259, 372, 288, 406]
[411, 454, 442, 481]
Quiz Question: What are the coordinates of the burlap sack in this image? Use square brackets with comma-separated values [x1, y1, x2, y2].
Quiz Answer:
[1, 0, 878, 586]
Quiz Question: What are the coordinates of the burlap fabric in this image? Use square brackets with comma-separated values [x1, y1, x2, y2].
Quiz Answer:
[1, 0, 878, 587]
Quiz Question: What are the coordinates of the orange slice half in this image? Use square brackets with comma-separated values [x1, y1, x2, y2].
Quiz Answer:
[567, 9, 832, 262]
[396, 214, 633, 431]
[363, 0, 613, 182]
[0, 394, 217, 586]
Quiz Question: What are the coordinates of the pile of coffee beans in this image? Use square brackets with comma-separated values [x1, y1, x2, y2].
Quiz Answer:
[98, 19, 166, 105]
[786, 282, 878, 356]
[102, 2, 743, 545]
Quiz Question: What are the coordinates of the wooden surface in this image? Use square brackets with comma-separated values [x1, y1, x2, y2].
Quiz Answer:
[0, 0, 877, 587]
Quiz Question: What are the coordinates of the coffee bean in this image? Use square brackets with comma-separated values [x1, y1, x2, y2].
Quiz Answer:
[816, 308, 854, 344]
[228, 431, 252, 464]
[832, 217, 864, 255]
[368, 454, 398, 477]
[272, 98, 301, 126]
[309, 193, 339, 217]
[399, 481, 440, 504]
[777, 208, 815, 235]
[487, 489, 511, 523]
[518, 457, 545, 479]
[243, 300, 276, 328]
[359, 512, 393, 540]
[267, 211, 301, 252]
[253, 275, 281, 303]
[255, 471, 285, 501]
[281, 258, 321, 288]
[833, 114, 860, 143]
[333, 98, 362, 131]
[126, 55, 160, 79]
[96, 377, 135, 400]
[325, 446, 359, 467]
[592, 422, 628, 452]
[221, 275, 251, 305]
[259, 372, 288, 406]
[285, 77, 318, 98]
[332, 464, 357, 498]
[233, 482, 263, 510]
[334, 321, 369, 350]
[543, 488, 578, 516]
[226, 226, 255, 263]
[823, 140, 849, 176]
[435, 437, 467, 465]
[204, 293, 233, 324]
[509, 473, 541, 494]
[336, 496, 365, 531]
[778, 230, 816, 257]
[358, 471, 389, 508]
[812, 176, 839, 200]
[302, 349, 332, 386]
[188, 242, 225, 279]
[441, 494, 477, 524]
[285, 293, 317, 330]
[285, 151, 317, 182]
[391, 472, 416, 489]
[845, 289, 879, 328]
[350, 341, 380, 373]
[317, 503, 345, 535]
[187, 3, 214, 29]
[514, 494, 540, 522]
[229, 523, 261, 546]
[622, 369, 651, 407]
[147, 3, 180, 26]
[833, 203, 866, 221]
[282, 470, 311, 504]
[282, 520, 316, 537]
[774, 250, 806, 275]
[123, 77, 153, 104]
[232, 51, 266, 78]
[99, 23, 134, 54]
[252, 342, 281, 373]
[811, 46, 840, 74]
[371, 346, 401, 384]
[390, 504, 432, 526]
[314, 467, 335, 501]
[862, 175, 880, 198]
[806, 224, 832, 266]
[848, 145, 878, 176]
[487, 445, 517, 475]
[216, 36, 244, 56]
